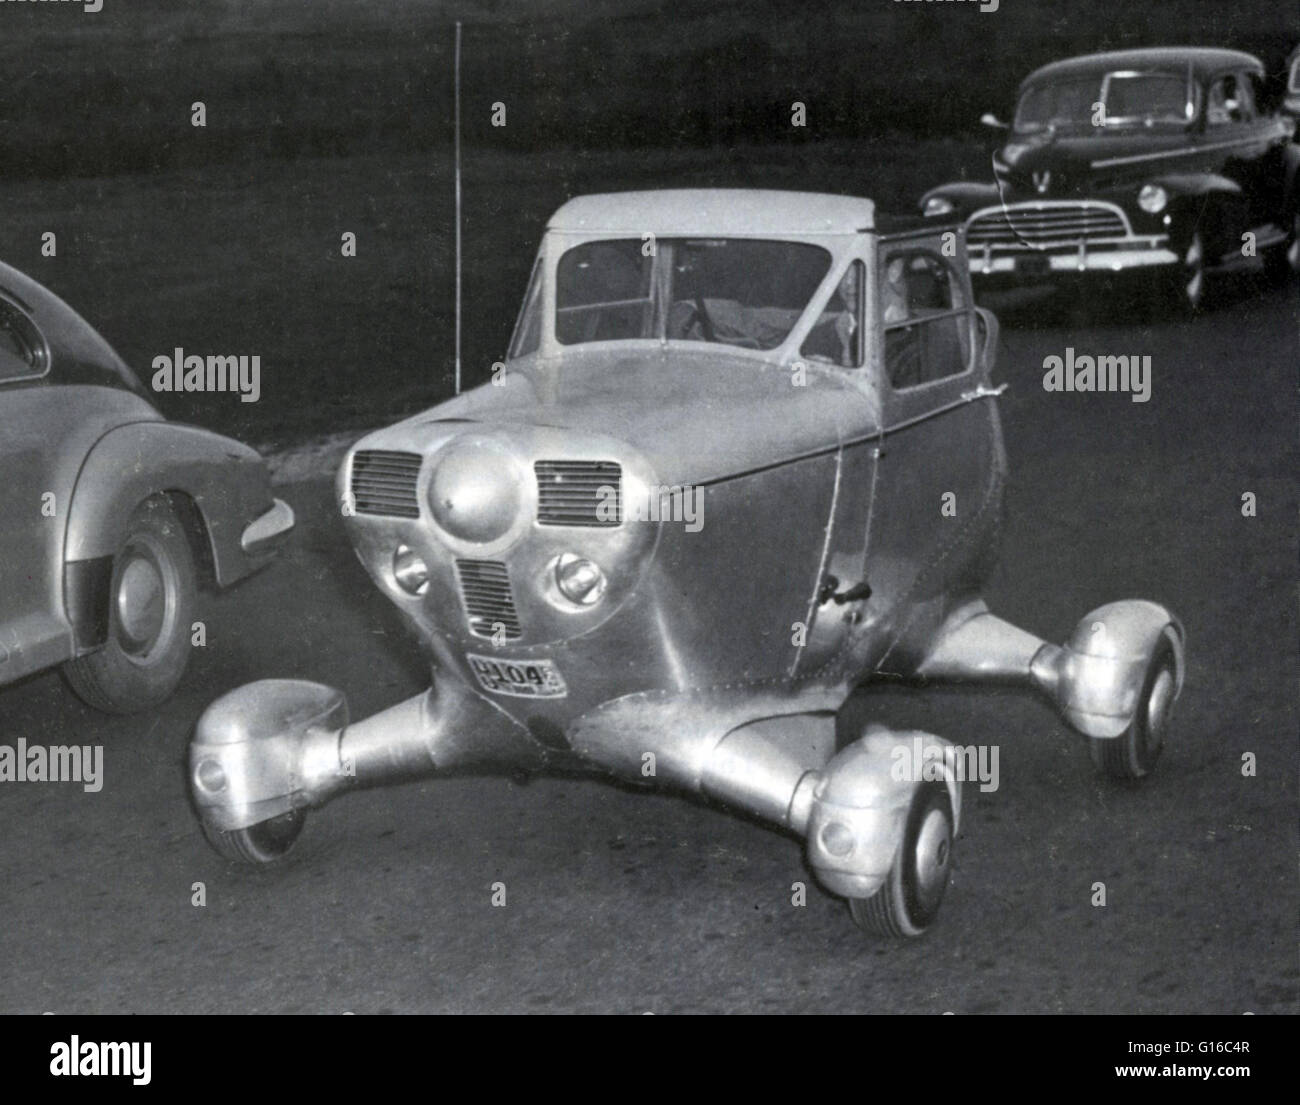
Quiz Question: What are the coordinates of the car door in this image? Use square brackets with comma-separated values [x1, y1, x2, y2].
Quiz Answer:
[790, 255, 882, 677]
[0, 298, 72, 682]
[858, 231, 1003, 672]
[1204, 70, 1287, 235]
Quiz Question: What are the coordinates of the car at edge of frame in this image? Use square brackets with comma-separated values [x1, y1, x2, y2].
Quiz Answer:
[0, 260, 295, 714]
[920, 47, 1300, 313]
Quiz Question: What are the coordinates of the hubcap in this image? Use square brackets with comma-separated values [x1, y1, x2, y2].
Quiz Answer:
[911, 806, 952, 914]
[117, 554, 165, 649]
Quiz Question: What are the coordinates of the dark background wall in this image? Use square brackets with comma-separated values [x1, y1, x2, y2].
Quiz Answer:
[1, 0, 1295, 442]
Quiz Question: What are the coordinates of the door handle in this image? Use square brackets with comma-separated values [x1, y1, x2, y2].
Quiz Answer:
[818, 574, 872, 606]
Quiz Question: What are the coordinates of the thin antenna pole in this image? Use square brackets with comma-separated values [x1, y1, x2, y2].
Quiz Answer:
[454, 20, 463, 395]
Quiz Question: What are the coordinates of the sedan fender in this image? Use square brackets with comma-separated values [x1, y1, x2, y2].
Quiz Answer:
[65, 421, 282, 594]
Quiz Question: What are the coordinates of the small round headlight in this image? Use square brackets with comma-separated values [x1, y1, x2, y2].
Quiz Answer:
[393, 544, 429, 595]
[554, 553, 607, 607]
[1138, 183, 1168, 214]
[924, 195, 956, 218]
[195, 759, 227, 794]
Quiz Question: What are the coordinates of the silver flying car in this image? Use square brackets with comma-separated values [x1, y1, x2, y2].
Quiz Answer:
[188, 190, 1184, 937]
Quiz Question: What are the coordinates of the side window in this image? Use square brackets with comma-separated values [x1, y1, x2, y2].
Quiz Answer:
[880, 250, 971, 392]
[1234, 72, 1257, 121]
[0, 297, 50, 383]
[799, 261, 864, 368]
[1208, 74, 1254, 126]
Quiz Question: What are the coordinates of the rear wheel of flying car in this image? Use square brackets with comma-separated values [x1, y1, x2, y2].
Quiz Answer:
[1089, 638, 1178, 780]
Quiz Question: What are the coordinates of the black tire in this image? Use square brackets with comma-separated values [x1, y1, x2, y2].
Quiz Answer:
[1157, 229, 1208, 316]
[849, 782, 954, 938]
[1089, 638, 1178, 780]
[63, 496, 196, 714]
[201, 810, 306, 865]
[1262, 210, 1300, 288]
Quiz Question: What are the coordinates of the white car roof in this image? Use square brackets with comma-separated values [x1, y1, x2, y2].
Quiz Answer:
[547, 189, 876, 236]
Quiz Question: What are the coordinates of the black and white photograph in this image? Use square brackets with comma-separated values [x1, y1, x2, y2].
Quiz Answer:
[0, 0, 1296, 1046]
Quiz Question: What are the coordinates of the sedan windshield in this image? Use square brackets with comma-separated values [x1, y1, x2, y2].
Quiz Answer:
[554, 238, 832, 350]
[1015, 71, 1193, 133]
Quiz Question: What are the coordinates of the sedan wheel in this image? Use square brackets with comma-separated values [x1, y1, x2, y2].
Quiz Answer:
[63, 496, 196, 714]
[1167, 230, 1207, 315]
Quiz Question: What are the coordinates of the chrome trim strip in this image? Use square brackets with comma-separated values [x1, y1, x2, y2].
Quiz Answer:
[240, 498, 296, 553]
[1091, 133, 1273, 169]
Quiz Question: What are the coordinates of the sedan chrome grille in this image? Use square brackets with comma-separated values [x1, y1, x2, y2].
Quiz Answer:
[351, 450, 422, 518]
[535, 460, 622, 527]
[966, 204, 1128, 247]
[454, 559, 522, 640]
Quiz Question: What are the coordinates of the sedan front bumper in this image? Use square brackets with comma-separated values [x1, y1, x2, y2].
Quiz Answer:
[969, 240, 1178, 277]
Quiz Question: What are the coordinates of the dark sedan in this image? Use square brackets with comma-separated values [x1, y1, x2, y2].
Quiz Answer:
[920, 47, 1300, 312]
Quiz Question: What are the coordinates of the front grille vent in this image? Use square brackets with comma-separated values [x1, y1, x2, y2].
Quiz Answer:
[966, 204, 1127, 247]
[351, 450, 422, 518]
[454, 559, 522, 640]
[535, 460, 622, 527]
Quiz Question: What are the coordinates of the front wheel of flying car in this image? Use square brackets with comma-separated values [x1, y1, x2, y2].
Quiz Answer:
[201, 809, 307, 865]
[849, 781, 954, 938]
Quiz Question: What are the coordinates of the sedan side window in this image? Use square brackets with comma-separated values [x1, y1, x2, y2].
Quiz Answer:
[0, 297, 49, 383]
[1208, 74, 1254, 126]
[880, 251, 971, 391]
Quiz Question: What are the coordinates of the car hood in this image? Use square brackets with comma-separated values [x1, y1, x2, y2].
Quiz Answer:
[400, 348, 877, 486]
[998, 128, 1194, 195]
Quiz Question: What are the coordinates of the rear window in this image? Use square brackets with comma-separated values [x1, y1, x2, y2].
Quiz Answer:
[0, 296, 50, 383]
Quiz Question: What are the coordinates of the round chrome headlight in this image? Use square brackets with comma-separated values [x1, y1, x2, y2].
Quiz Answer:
[428, 440, 522, 544]
[1138, 184, 1168, 214]
[554, 553, 607, 607]
[923, 195, 955, 217]
[392, 544, 429, 595]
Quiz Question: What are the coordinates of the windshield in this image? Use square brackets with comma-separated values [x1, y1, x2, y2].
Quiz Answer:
[1015, 71, 1194, 133]
[553, 238, 832, 350]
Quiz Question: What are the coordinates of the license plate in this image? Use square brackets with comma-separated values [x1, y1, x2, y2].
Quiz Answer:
[466, 654, 568, 698]
[1015, 254, 1051, 277]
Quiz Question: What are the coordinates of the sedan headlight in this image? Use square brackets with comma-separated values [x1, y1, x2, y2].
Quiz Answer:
[1137, 184, 1168, 214]
[553, 553, 607, 607]
[923, 195, 955, 218]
